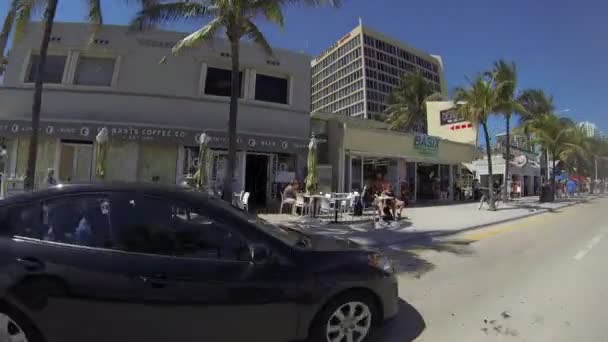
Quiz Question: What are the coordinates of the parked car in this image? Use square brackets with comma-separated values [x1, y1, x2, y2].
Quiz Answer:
[0, 183, 398, 342]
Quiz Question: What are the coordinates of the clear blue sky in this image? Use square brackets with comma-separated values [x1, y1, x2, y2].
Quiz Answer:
[1, 0, 607, 137]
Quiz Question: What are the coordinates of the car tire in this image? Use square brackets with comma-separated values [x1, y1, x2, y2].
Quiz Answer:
[308, 291, 379, 342]
[0, 302, 45, 342]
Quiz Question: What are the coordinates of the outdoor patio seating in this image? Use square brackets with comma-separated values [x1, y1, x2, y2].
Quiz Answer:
[240, 192, 250, 212]
[294, 193, 307, 216]
[279, 191, 297, 214]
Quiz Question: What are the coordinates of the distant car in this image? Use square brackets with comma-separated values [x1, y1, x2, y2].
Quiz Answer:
[0, 183, 398, 342]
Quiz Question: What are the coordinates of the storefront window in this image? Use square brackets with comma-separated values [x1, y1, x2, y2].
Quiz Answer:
[59, 140, 93, 183]
[440, 164, 450, 192]
[137, 144, 177, 185]
[351, 157, 362, 192]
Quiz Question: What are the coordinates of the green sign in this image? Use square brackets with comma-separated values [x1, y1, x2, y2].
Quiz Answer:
[414, 134, 440, 155]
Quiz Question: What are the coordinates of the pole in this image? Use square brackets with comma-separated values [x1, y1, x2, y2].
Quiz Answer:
[595, 158, 598, 193]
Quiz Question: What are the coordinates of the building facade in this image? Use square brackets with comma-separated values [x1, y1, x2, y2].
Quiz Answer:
[312, 112, 479, 202]
[310, 23, 447, 121]
[0, 22, 312, 207]
[578, 121, 600, 138]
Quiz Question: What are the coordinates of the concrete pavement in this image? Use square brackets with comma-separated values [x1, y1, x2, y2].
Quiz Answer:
[261, 195, 601, 247]
[368, 196, 608, 341]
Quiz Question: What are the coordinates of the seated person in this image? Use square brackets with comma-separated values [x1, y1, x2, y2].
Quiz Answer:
[374, 183, 396, 220]
[282, 180, 299, 207]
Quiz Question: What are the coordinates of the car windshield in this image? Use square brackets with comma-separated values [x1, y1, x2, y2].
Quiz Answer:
[208, 196, 311, 248]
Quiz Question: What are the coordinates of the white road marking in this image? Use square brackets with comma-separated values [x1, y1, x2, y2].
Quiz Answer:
[574, 234, 604, 261]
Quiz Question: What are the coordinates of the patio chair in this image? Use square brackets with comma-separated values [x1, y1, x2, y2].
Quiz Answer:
[240, 192, 250, 212]
[233, 191, 244, 207]
[279, 192, 296, 214]
[294, 194, 307, 216]
[318, 196, 334, 216]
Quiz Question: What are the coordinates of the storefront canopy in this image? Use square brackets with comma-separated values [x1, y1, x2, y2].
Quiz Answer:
[0, 119, 309, 154]
[344, 127, 479, 164]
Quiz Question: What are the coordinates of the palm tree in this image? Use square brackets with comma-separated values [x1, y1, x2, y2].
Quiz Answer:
[0, 0, 18, 73]
[10, 0, 105, 189]
[454, 74, 504, 210]
[384, 71, 443, 133]
[516, 89, 554, 181]
[131, 0, 339, 201]
[523, 113, 575, 195]
[487, 60, 522, 201]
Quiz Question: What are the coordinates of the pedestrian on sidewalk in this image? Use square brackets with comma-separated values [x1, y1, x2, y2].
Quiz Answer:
[567, 179, 576, 199]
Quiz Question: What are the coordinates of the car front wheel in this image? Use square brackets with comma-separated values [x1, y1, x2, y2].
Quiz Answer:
[309, 292, 378, 342]
[0, 304, 43, 342]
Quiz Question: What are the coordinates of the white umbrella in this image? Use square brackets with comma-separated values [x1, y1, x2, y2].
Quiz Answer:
[95, 127, 109, 179]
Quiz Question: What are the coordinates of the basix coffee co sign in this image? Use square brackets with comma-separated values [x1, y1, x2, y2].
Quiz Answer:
[414, 134, 440, 155]
[0, 120, 308, 154]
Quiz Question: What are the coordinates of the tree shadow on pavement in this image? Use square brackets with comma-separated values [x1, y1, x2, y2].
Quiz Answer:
[368, 299, 426, 342]
[379, 237, 475, 278]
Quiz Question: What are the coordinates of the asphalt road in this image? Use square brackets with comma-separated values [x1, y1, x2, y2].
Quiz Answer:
[369, 196, 608, 342]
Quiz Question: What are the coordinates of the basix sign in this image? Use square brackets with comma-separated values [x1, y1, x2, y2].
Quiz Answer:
[414, 134, 440, 155]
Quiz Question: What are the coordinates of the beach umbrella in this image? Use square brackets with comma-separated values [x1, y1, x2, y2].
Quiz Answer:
[305, 135, 318, 194]
[95, 127, 109, 179]
[195, 132, 211, 191]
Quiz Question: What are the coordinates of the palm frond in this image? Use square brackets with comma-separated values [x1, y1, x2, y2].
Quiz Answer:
[243, 19, 273, 56]
[278, 0, 341, 7]
[87, 0, 103, 24]
[172, 17, 222, 54]
[14, 0, 44, 42]
[130, 2, 209, 31]
[253, 0, 285, 26]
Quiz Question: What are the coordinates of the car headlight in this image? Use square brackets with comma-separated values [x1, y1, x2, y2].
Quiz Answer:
[368, 253, 394, 274]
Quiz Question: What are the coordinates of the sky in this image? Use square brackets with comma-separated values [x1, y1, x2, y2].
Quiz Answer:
[1, 0, 607, 137]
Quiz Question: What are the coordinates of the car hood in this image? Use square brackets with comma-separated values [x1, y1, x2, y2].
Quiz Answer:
[306, 234, 370, 252]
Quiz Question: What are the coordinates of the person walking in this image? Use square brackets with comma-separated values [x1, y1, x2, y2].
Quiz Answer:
[567, 179, 576, 199]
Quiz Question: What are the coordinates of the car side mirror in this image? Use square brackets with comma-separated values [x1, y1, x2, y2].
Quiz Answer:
[250, 244, 271, 264]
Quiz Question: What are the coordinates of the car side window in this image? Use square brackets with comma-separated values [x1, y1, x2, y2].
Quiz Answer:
[9, 195, 112, 248]
[8, 203, 45, 240]
[111, 194, 250, 261]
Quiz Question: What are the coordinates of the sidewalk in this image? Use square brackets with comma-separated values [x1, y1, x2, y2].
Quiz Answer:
[259, 194, 603, 247]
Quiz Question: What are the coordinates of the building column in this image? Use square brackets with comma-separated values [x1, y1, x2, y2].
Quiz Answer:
[449, 164, 454, 200]
[413, 162, 418, 202]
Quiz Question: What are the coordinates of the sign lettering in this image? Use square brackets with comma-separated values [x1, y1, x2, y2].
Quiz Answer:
[0, 120, 308, 154]
[440, 108, 465, 126]
[414, 134, 440, 154]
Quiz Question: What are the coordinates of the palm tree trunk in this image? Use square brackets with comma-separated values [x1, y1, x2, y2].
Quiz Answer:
[551, 151, 557, 198]
[24, 0, 58, 190]
[503, 114, 510, 201]
[0, 0, 16, 67]
[222, 38, 239, 201]
[482, 122, 496, 210]
[543, 148, 549, 182]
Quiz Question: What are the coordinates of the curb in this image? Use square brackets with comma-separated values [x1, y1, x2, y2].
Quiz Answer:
[363, 196, 599, 248]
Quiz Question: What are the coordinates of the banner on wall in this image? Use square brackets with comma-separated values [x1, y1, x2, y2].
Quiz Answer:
[414, 134, 440, 155]
[439, 108, 465, 126]
[0, 119, 309, 154]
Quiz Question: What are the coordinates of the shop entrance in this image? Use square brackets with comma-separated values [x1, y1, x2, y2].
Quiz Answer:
[245, 154, 269, 210]
[59, 140, 93, 183]
[416, 163, 439, 200]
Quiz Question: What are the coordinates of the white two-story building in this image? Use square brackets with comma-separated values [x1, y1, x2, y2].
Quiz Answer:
[0, 22, 312, 207]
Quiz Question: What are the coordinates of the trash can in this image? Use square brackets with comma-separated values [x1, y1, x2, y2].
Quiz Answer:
[540, 184, 554, 203]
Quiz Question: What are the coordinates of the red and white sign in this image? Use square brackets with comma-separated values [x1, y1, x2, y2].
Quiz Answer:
[449, 123, 474, 130]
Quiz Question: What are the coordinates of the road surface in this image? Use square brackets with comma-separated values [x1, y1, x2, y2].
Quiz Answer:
[370, 196, 608, 342]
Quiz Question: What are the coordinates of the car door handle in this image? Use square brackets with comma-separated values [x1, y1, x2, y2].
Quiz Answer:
[16, 257, 45, 272]
[138, 275, 174, 288]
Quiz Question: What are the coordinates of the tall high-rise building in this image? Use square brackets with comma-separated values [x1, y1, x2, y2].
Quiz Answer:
[578, 121, 599, 138]
[311, 23, 447, 121]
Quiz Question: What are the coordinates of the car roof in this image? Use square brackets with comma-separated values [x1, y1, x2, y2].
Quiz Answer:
[0, 182, 207, 205]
